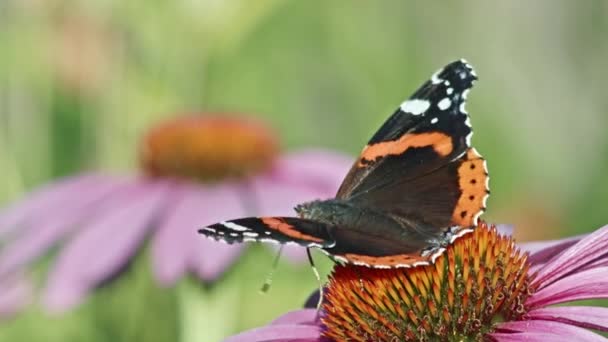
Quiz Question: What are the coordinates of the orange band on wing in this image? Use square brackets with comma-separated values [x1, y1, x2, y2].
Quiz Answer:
[451, 148, 489, 227]
[359, 132, 453, 166]
[340, 252, 429, 267]
[261, 217, 324, 243]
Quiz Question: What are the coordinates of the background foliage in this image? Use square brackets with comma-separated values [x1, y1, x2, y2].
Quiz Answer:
[1, 1, 607, 340]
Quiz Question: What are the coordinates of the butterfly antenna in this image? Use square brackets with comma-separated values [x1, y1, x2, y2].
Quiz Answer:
[260, 245, 284, 294]
[306, 248, 324, 310]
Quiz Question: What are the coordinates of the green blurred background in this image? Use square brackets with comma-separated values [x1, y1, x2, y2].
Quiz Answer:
[1, 1, 607, 340]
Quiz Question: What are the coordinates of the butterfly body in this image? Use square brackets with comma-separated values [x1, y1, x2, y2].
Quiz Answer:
[199, 60, 489, 268]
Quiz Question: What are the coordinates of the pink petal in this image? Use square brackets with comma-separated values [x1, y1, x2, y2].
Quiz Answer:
[494, 320, 607, 341]
[188, 184, 248, 282]
[224, 325, 322, 342]
[491, 332, 586, 342]
[532, 225, 608, 289]
[491, 332, 574, 342]
[527, 266, 608, 308]
[0, 179, 127, 277]
[270, 309, 319, 325]
[528, 306, 608, 332]
[43, 180, 171, 312]
[522, 235, 583, 266]
[0, 174, 109, 240]
[0, 275, 31, 318]
[151, 184, 196, 285]
[271, 149, 353, 196]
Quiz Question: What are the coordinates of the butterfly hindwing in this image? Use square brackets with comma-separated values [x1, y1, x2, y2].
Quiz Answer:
[199, 217, 335, 248]
[352, 147, 488, 230]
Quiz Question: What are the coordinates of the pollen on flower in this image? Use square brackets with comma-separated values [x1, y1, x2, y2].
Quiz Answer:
[140, 116, 278, 182]
[322, 222, 533, 342]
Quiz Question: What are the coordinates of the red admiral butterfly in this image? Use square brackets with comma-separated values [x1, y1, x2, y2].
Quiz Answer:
[199, 60, 489, 268]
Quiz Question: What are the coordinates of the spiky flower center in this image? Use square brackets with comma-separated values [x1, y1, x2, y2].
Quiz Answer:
[322, 223, 533, 341]
[139, 116, 278, 182]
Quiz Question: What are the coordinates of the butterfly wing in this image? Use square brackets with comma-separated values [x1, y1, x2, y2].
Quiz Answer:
[199, 217, 335, 248]
[337, 60, 488, 230]
[337, 60, 477, 199]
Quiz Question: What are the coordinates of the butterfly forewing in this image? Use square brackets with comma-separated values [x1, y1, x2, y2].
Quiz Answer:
[336, 60, 477, 200]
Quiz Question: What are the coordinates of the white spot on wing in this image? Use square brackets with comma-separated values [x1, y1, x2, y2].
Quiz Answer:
[459, 102, 468, 114]
[447, 87, 454, 95]
[400, 99, 430, 115]
[221, 221, 249, 231]
[462, 89, 470, 99]
[430, 117, 438, 124]
[438, 98, 451, 110]
[431, 68, 444, 84]
[243, 232, 258, 238]
[465, 133, 472, 147]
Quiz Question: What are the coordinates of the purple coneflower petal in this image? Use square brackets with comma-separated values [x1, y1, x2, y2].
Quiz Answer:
[271, 149, 352, 196]
[493, 320, 607, 341]
[527, 306, 608, 332]
[0, 275, 31, 318]
[224, 325, 321, 342]
[522, 235, 583, 266]
[491, 332, 591, 342]
[0, 174, 106, 240]
[270, 309, 319, 326]
[152, 184, 198, 285]
[188, 184, 248, 282]
[527, 266, 608, 308]
[532, 225, 608, 289]
[0, 178, 127, 277]
[43, 180, 171, 312]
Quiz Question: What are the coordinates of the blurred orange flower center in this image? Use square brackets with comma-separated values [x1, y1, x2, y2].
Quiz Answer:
[139, 116, 278, 182]
[322, 223, 533, 341]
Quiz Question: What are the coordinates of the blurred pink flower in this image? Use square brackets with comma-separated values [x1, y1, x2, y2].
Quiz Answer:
[224, 223, 608, 341]
[0, 116, 352, 314]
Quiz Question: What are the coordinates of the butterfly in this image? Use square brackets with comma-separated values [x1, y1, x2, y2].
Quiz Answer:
[199, 60, 489, 268]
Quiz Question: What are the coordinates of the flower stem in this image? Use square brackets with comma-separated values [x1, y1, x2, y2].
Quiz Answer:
[177, 278, 241, 342]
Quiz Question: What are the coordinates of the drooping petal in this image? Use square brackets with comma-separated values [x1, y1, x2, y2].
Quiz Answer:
[528, 306, 608, 332]
[188, 184, 248, 282]
[270, 309, 319, 326]
[532, 225, 608, 289]
[491, 332, 574, 342]
[522, 235, 583, 266]
[43, 180, 172, 312]
[491, 332, 588, 342]
[249, 175, 331, 263]
[151, 184, 197, 285]
[0, 174, 108, 240]
[0, 179, 127, 277]
[493, 320, 607, 341]
[527, 267, 608, 308]
[224, 325, 322, 342]
[271, 149, 352, 196]
[0, 275, 31, 318]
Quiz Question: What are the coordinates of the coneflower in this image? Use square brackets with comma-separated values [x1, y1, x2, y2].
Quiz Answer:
[225, 222, 608, 341]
